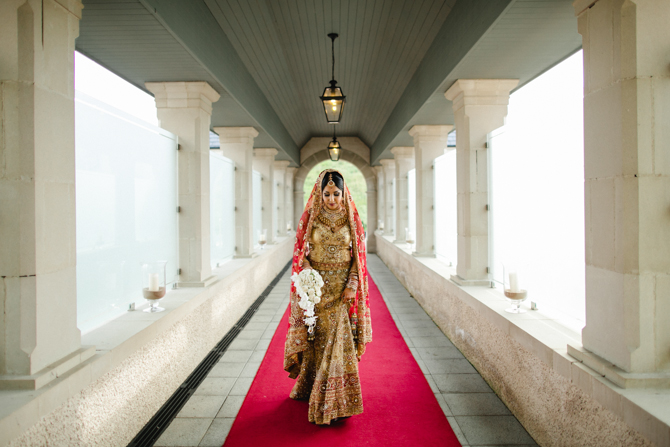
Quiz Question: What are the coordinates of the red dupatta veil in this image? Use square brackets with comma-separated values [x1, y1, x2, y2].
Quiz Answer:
[283, 169, 372, 379]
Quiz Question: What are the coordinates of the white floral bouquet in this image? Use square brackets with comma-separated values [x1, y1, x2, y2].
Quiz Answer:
[291, 269, 324, 337]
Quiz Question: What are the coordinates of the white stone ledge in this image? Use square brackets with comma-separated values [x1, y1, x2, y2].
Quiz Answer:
[374, 233, 670, 447]
[0, 237, 293, 447]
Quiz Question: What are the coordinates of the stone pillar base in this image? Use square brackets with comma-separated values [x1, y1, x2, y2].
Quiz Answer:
[234, 253, 258, 259]
[177, 276, 218, 288]
[568, 345, 670, 389]
[450, 275, 491, 287]
[0, 346, 96, 391]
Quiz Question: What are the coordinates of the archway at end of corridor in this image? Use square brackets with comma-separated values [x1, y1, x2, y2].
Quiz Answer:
[302, 160, 367, 230]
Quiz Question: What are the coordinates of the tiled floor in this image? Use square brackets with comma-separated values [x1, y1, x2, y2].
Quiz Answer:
[153, 255, 538, 446]
[367, 255, 538, 447]
[153, 276, 291, 447]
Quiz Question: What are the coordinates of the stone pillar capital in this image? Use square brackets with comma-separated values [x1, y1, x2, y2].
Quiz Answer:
[253, 148, 278, 159]
[408, 125, 453, 141]
[391, 146, 415, 159]
[273, 160, 291, 170]
[379, 159, 396, 170]
[286, 166, 298, 175]
[214, 127, 259, 145]
[444, 79, 519, 111]
[145, 81, 220, 115]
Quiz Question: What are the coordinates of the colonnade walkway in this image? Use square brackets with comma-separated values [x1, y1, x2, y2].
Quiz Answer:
[151, 255, 537, 447]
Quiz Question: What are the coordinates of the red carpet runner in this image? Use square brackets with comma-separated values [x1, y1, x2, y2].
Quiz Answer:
[224, 275, 461, 447]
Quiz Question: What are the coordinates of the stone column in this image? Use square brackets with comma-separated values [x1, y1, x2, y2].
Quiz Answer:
[0, 0, 92, 387]
[285, 167, 297, 232]
[445, 80, 517, 284]
[252, 148, 277, 244]
[366, 187, 378, 253]
[408, 126, 453, 258]
[146, 82, 220, 287]
[214, 127, 259, 258]
[374, 166, 385, 232]
[571, 0, 670, 377]
[391, 147, 415, 243]
[380, 159, 396, 237]
[273, 161, 290, 238]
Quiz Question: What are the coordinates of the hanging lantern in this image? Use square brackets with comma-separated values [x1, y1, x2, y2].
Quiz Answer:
[320, 33, 346, 124]
[327, 132, 341, 161]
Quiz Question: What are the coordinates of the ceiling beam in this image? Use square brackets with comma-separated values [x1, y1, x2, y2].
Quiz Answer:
[138, 0, 300, 164]
[370, 0, 514, 164]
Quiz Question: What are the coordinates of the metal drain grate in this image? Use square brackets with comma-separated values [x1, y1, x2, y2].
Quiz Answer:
[127, 261, 291, 447]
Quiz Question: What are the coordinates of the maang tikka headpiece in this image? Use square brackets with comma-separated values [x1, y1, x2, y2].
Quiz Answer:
[327, 173, 335, 187]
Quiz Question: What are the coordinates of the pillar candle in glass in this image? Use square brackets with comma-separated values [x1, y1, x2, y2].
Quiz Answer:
[259, 229, 267, 249]
[405, 227, 415, 247]
[142, 261, 168, 313]
[503, 264, 527, 314]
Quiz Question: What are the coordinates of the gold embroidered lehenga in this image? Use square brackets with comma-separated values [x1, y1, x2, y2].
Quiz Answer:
[284, 169, 372, 425]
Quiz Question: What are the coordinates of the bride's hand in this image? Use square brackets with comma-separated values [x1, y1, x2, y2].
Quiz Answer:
[343, 287, 356, 304]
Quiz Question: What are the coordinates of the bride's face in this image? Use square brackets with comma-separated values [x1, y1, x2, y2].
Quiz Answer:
[322, 184, 343, 211]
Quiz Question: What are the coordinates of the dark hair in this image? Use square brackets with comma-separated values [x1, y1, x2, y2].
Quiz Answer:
[321, 171, 344, 191]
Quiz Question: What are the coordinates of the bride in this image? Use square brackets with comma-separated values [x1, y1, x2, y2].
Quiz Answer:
[283, 169, 372, 425]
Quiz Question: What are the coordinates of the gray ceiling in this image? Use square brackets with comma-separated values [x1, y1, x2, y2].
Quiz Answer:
[206, 0, 455, 149]
[76, 0, 581, 166]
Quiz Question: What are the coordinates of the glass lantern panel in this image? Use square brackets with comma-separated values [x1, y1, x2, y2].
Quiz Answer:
[321, 87, 344, 123]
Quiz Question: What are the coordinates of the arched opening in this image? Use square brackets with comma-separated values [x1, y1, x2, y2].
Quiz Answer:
[303, 160, 368, 230]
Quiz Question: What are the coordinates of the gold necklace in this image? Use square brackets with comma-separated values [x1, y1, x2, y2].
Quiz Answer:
[318, 207, 347, 232]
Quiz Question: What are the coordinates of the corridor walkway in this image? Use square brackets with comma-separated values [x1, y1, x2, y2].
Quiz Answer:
[152, 255, 537, 447]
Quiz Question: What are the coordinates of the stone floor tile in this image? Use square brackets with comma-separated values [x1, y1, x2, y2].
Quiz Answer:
[434, 393, 453, 417]
[424, 358, 477, 375]
[255, 308, 275, 315]
[228, 338, 258, 350]
[251, 315, 273, 322]
[443, 393, 512, 416]
[424, 374, 440, 394]
[455, 415, 536, 445]
[417, 346, 464, 360]
[261, 328, 276, 339]
[154, 418, 211, 447]
[400, 318, 438, 328]
[208, 362, 245, 378]
[198, 418, 235, 446]
[176, 395, 226, 418]
[219, 350, 252, 363]
[405, 326, 446, 338]
[433, 374, 493, 393]
[255, 339, 271, 350]
[415, 357, 429, 374]
[193, 378, 236, 396]
[239, 361, 261, 378]
[411, 336, 455, 348]
[397, 312, 432, 321]
[236, 329, 263, 340]
[245, 322, 269, 331]
[447, 416, 470, 446]
[216, 395, 245, 418]
[249, 350, 267, 362]
[229, 377, 254, 395]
